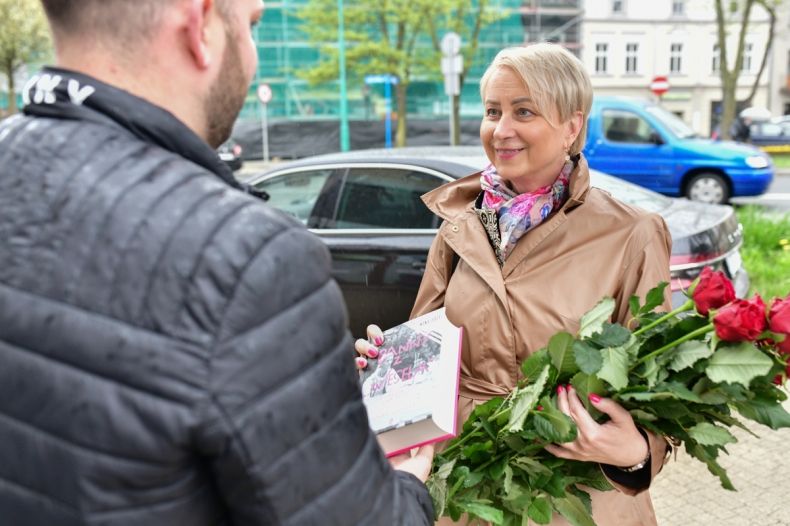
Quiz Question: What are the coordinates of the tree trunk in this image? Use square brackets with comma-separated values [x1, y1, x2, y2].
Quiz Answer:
[720, 74, 737, 141]
[396, 81, 407, 147]
[7, 66, 16, 115]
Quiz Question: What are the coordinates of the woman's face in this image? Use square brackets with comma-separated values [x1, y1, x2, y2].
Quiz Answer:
[480, 67, 580, 193]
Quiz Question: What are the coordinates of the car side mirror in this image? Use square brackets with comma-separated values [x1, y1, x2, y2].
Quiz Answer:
[649, 132, 664, 145]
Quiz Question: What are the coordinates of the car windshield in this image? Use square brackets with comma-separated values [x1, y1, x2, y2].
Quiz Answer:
[645, 105, 697, 139]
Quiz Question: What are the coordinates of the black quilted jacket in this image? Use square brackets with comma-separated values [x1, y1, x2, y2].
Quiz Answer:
[0, 68, 433, 525]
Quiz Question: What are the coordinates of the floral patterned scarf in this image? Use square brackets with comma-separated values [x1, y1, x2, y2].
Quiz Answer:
[480, 160, 573, 262]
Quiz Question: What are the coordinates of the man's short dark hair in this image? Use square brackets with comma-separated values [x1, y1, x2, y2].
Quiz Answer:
[39, 0, 231, 43]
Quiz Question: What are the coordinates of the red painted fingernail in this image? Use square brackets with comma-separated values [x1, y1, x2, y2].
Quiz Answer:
[374, 336, 384, 346]
[355, 357, 368, 369]
[557, 385, 564, 394]
[589, 393, 601, 403]
[367, 348, 379, 359]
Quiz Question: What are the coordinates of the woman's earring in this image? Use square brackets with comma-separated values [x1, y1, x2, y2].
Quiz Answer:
[564, 150, 571, 162]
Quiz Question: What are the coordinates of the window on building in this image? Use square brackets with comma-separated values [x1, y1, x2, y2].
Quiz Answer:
[595, 43, 609, 74]
[742, 43, 753, 72]
[612, 0, 624, 14]
[670, 43, 683, 73]
[672, 0, 685, 15]
[625, 43, 639, 73]
[712, 44, 720, 73]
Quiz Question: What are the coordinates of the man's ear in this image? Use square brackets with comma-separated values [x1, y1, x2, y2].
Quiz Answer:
[185, 0, 215, 69]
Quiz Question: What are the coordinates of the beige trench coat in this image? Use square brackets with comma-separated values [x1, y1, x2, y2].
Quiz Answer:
[412, 156, 673, 526]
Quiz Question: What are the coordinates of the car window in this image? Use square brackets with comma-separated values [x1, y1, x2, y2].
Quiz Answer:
[602, 109, 657, 143]
[334, 168, 442, 229]
[757, 123, 783, 137]
[252, 168, 333, 224]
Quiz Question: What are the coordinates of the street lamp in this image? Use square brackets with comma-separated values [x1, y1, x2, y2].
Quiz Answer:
[337, 0, 350, 151]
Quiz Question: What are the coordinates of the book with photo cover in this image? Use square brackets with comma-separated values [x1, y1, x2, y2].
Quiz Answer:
[359, 308, 463, 457]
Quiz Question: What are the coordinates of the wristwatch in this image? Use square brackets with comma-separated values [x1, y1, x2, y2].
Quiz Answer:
[618, 427, 651, 473]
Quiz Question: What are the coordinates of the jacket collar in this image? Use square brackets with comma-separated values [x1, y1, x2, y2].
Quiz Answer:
[421, 155, 592, 306]
[22, 66, 243, 191]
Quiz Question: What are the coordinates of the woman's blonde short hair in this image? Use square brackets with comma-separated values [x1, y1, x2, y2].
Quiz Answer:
[480, 43, 593, 156]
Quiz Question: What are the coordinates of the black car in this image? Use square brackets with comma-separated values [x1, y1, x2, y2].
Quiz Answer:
[217, 138, 244, 172]
[244, 146, 750, 336]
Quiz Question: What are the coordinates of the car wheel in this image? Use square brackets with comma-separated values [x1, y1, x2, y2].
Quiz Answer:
[685, 173, 730, 204]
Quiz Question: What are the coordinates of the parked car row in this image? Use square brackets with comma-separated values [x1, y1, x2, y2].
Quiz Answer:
[243, 146, 750, 336]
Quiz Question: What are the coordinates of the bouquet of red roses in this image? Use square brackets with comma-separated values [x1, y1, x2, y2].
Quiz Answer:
[427, 268, 790, 526]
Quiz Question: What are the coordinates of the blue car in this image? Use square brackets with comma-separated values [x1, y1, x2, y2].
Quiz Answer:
[584, 96, 774, 204]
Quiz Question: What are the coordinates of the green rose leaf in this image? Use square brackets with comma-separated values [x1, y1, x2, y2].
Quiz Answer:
[533, 397, 577, 443]
[578, 297, 615, 339]
[522, 349, 551, 384]
[735, 399, 790, 430]
[552, 493, 598, 526]
[597, 345, 630, 390]
[688, 422, 738, 446]
[528, 496, 553, 525]
[588, 323, 632, 348]
[503, 464, 514, 496]
[573, 341, 603, 375]
[426, 459, 455, 519]
[513, 456, 553, 478]
[506, 365, 549, 432]
[669, 340, 714, 372]
[548, 332, 578, 377]
[570, 372, 606, 409]
[629, 295, 641, 318]
[640, 282, 668, 315]
[687, 443, 735, 491]
[461, 501, 505, 525]
[705, 343, 773, 387]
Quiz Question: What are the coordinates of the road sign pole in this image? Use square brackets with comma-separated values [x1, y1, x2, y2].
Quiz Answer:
[337, 0, 350, 152]
[441, 32, 463, 146]
[261, 103, 269, 163]
[385, 80, 392, 149]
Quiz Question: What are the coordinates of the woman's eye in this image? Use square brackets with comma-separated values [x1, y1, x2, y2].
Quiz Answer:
[517, 108, 534, 117]
[485, 108, 499, 117]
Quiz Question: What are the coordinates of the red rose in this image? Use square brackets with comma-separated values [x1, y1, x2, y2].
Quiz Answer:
[692, 267, 736, 316]
[769, 296, 790, 354]
[713, 295, 767, 342]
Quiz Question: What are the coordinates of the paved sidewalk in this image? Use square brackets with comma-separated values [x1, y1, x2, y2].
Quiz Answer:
[651, 400, 790, 525]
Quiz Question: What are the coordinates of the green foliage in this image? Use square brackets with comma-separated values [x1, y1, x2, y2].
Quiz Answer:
[429, 282, 790, 525]
[737, 205, 790, 300]
[0, 0, 50, 114]
[295, 0, 505, 146]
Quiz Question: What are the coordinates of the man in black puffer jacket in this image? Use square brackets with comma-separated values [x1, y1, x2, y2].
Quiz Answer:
[0, 1, 435, 524]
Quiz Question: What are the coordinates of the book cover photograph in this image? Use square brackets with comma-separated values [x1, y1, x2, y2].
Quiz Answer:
[359, 308, 462, 456]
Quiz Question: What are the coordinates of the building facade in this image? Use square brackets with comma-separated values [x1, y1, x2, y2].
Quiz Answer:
[767, 1, 790, 117]
[581, 0, 772, 136]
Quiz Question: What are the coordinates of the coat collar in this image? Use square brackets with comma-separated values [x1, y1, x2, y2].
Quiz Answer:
[421, 155, 593, 307]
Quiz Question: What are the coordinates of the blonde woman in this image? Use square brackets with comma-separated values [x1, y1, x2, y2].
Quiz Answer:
[360, 43, 672, 525]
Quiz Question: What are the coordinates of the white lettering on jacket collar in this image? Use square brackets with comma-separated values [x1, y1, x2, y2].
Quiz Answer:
[67, 79, 95, 106]
[21, 74, 95, 107]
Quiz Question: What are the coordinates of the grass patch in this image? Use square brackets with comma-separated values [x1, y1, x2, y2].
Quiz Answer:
[737, 205, 790, 299]
[769, 153, 790, 169]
